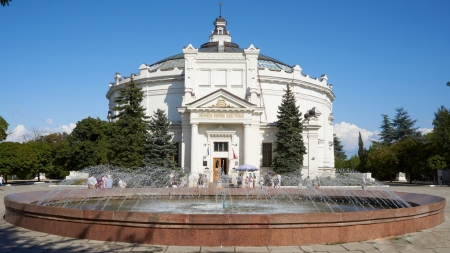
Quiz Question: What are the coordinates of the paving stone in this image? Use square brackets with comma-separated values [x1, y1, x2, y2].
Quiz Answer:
[200, 246, 234, 252]
[268, 246, 303, 252]
[95, 243, 135, 252]
[235, 246, 270, 252]
[166, 246, 201, 252]
[299, 246, 314, 252]
[397, 248, 436, 253]
[8, 249, 49, 253]
[131, 244, 167, 252]
[311, 245, 348, 252]
[433, 248, 450, 253]
[341, 242, 377, 251]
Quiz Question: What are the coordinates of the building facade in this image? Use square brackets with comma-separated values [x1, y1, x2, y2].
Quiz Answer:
[106, 16, 336, 186]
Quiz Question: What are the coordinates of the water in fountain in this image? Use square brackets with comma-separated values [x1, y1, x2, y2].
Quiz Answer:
[36, 165, 411, 214]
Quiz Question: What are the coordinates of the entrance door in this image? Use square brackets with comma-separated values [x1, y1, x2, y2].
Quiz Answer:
[213, 158, 228, 182]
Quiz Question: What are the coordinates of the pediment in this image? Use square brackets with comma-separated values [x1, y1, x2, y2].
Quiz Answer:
[186, 89, 256, 109]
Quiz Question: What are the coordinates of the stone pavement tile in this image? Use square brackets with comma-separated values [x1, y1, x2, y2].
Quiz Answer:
[397, 249, 436, 253]
[31, 241, 75, 251]
[372, 244, 406, 251]
[8, 249, 49, 253]
[166, 246, 201, 252]
[19, 231, 50, 237]
[235, 246, 270, 252]
[363, 250, 400, 253]
[94, 243, 135, 252]
[341, 242, 377, 251]
[299, 246, 313, 252]
[59, 238, 90, 244]
[200, 246, 234, 252]
[131, 244, 167, 252]
[268, 246, 303, 252]
[433, 248, 450, 253]
[63, 243, 105, 252]
[311, 245, 348, 252]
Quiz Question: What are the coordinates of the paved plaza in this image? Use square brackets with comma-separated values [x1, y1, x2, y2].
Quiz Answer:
[0, 183, 449, 252]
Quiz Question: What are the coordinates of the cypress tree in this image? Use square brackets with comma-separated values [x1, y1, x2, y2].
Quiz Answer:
[143, 109, 177, 169]
[272, 85, 306, 174]
[358, 132, 368, 172]
[108, 77, 149, 169]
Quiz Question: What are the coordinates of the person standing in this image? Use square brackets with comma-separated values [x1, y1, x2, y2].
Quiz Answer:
[105, 175, 113, 189]
[237, 174, 243, 188]
[253, 174, 257, 188]
[249, 174, 254, 188]
[118, 178, 127, 188]
[87, 175, 97, 189]
[259, 176, 264, 188]
[245, 176, 249, 188]
[305, 176, 313, 189]
[0, 174, 4, 191]
[277, 174, 281, 188]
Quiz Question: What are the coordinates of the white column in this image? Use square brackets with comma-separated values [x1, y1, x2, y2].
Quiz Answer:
[190, 123, 198, 173]
[244, 124, 251, 165]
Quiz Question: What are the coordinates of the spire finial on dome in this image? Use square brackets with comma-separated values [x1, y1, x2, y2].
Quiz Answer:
[218, 2, 223, 17]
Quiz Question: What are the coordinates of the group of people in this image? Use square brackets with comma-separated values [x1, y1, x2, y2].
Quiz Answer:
[304, 176, 320, 189]
[197, 173, 208, 188]
[87, 174, 127, 189]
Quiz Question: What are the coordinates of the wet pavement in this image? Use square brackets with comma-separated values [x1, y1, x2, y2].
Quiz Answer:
[0, 183, 449, 252]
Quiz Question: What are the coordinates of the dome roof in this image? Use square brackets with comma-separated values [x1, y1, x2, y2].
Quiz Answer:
[146, 52, 293, 73]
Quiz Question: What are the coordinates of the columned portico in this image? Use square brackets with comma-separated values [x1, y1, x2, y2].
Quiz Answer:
[190, 122, 198, 172]
[243, 124, 251, 165]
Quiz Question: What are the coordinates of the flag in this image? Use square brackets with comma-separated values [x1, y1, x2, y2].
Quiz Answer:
[232, 148, 237, 159]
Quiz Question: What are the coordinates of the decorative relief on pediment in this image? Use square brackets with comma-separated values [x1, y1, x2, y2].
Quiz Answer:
[209, 99, 234, 108]
[197, 53, 245, 60]
[199, 112, 244, 118]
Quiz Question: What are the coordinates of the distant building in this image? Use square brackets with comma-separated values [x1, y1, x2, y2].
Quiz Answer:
[106, 16, 336, 186]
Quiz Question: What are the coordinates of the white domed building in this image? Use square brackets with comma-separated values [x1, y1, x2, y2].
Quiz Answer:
[106, 16, 336, 186]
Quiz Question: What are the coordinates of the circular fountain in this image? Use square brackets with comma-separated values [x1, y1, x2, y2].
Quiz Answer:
[4, 167, 446, 246]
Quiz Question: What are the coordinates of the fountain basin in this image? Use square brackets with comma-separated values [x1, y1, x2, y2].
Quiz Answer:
[4, 188, 445, 246]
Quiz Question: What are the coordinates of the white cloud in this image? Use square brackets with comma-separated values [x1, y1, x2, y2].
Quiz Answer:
[333, 122, 377, 156]
[46, 118, 53, 125]
[5, 125, 27, 142]
[418, 128, 433, 135]
[4, 123, 76, 143]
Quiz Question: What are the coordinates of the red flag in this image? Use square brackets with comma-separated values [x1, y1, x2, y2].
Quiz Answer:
[232, 148, 237, 159]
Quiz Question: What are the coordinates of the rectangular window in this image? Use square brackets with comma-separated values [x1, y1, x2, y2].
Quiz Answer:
[214, 142, 228, 152]
[262, 143, 272, 167]
[198, 69, 210, 87]
[216, 69, 227, 87]
[232, 70, 242, 87]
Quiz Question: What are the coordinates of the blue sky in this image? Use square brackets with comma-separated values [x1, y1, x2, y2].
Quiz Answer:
[1, 0, 449, 156]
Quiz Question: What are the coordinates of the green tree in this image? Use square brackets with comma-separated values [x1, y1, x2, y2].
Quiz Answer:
[368, 142, 397, 181]
[345, 155, 360, 170]
[392, 107, 420, 142]
[333, 134, 347, 169]
[271, 85, 306, 174]
[68, 117, 110, 170]
[40, 132, 71, 179]
[27, 141, 53, 181]
[0, 116, 8, 141]
[432, 106, 450, 165]
[109, 77, 149, 169]
[0, 142, 36, 181]
[378, 114, 394, 145]
[357, 132, 368, 172]
[144, 109, 177, 169]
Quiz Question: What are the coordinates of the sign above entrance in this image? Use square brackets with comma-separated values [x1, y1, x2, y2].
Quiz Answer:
[199, 112, 244, 118]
